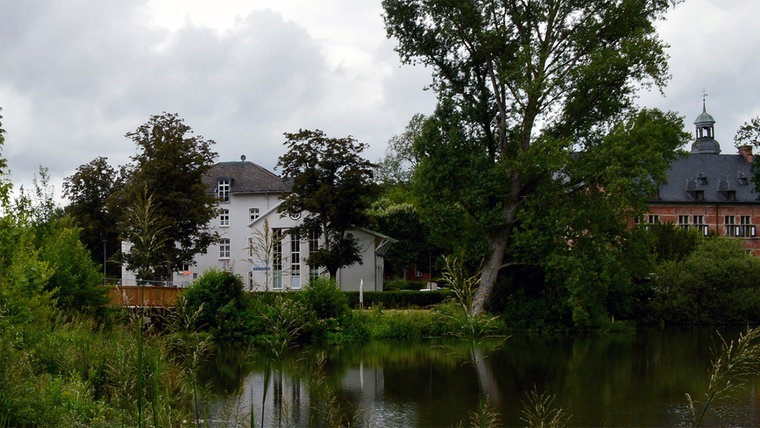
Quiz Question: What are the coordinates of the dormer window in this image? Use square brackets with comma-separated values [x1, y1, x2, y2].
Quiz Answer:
[697, 172, 708, 185]
[218, 179, 230, 202]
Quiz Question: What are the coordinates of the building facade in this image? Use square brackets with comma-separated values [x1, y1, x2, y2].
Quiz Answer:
[123, 158, 394, 291]
[645, 103, 760, 254]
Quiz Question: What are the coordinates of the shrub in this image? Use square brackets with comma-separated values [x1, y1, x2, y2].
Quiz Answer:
[301, 277, 349, 320]
[346, 290, 451, 309]
[182, 269, 249, 340]
[650, 238, 760, 325]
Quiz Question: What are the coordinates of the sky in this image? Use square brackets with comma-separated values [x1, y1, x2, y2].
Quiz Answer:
[1, 0, 759, 202]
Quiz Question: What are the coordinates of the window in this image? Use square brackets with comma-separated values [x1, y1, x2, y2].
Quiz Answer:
[219, 238, 231, 259]
[738, 215, 754, 237]
[219, 208, 229, 226]
[272, 229, 283, 289]
[248, 271, 254, 291]
[693, 215, 708, 235]
[248, 237, 254, 258]
[725, 216, 736, 237]
[678, 215, 689, 230]
[291, 232, 301, 289]
[218, 179, 230, 202]
[249, 207, 260, 222]
[308, 230, 320, 280]
[645, 214, 659, 230]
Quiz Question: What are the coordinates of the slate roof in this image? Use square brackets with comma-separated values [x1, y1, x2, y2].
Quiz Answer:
[204, 161, 291, 195]
[654, 153, 756, 204]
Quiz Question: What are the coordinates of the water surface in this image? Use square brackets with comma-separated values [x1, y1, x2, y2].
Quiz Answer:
[201, 328, 760, 426]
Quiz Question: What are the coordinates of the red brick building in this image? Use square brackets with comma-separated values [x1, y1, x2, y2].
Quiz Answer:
[645, 102, 760, 254]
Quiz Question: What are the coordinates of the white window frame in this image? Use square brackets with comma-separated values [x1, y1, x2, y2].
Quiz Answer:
[291, 231, 301, 289]
[219, 238, 231, 259]
[272, 228, 283, 290]
[219, 208, 229, 227]
[249, 207, 260, 222]
[218, 179, 230, 202]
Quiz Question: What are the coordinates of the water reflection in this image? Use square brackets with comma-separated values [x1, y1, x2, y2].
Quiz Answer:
[201, 329, 760, 427]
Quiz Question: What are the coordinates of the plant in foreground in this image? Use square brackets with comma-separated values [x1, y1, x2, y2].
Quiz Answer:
[440, 255, 499, 340]
[686, 325, 760, 427]
[520, 385, 570, 428]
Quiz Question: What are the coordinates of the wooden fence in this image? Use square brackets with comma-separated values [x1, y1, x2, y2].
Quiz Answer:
[108, 285, 183, 307]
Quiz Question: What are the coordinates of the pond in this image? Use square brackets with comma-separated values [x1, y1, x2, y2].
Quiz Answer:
[198, 328, 760, 427]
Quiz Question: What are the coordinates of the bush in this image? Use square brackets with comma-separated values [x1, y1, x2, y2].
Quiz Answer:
[182, 269, 249, 340]
[301, 277, 349, 320]
[346, 290, 451, 309]
[649, 238, 760, 325]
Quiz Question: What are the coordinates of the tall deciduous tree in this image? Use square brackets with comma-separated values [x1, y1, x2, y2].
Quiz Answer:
[277, 129, 377, 279]
[734, 116, 760, 197]
[120, 113, 217, 281]
[383, 0, 685, 316]
[63, 156, 123, 278]
[0, 107, 10, 208]
[376, 113, 425, 184]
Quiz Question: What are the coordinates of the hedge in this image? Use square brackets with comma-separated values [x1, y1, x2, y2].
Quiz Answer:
[345, 290, 452, 309]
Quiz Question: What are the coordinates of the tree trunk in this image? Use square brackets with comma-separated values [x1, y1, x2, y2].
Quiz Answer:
[471, 233, 508, 316]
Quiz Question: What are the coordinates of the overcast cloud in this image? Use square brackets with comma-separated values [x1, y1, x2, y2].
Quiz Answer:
[1, 0, 759, 201]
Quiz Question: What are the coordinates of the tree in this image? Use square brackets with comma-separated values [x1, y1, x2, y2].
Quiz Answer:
[119, 186, 168, 284]
[277, 129, 377, 279]
[376, 113, 425, 184]
[248, 217, 285, 291]
[369, 198, 439, 280]
[120, 113, 218, 281]
[734, 116, 760, 197]
[38, 217, 110, 316]
[0, 107, 8, 208]
[63, 157, 123, 278]
[383, 0, 685, 316]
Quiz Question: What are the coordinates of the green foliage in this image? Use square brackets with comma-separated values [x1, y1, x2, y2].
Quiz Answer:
[120, 112, 218, 280]
[357, 308, 436, 341]
[255, 295, 312, 357]
[345, 290, 451, 309]
[119, 187, 169, 284]
[369, 198, 440, 279]
[383, 0, 684, 315]
[650, 238, 760, 325]
[734, 116, 760, 198]
[375, 113, 424, 184]
[38, 217, 110, 316]
[0, 107, 9, 207]
[182, 269, 248, 340]
[0, 314, 193, 427]
[277, 129, 378, 278]
[301, 277, 349, 320]
[63, 156, 124, 278]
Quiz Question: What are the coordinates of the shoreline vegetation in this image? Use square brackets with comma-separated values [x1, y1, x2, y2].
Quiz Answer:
[3, 267, 760, 426]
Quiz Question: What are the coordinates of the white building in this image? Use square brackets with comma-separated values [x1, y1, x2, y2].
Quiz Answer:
[123, 159, 393, 291]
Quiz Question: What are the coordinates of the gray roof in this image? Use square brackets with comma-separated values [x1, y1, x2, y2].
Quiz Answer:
[654, 153, 757, 204]
[694, 110, 716, 125]
[204, 161, 291, 194]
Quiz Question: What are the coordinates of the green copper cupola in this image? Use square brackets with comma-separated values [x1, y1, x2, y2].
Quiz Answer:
[690, 96, 721, 154]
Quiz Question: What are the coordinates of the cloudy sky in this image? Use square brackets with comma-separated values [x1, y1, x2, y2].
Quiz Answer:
[1, 0, 759, 202]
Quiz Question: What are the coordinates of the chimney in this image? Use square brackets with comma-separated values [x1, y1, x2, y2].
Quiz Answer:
[739, 145, 753, 163]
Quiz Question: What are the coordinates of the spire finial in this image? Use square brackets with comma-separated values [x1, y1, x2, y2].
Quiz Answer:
[701, 88, 708, 112]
